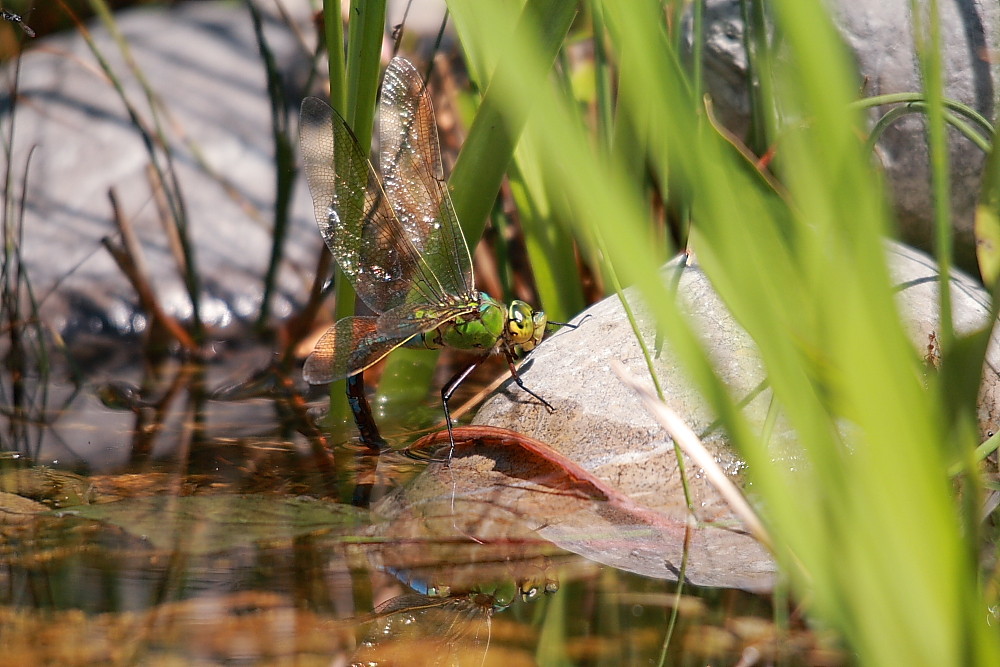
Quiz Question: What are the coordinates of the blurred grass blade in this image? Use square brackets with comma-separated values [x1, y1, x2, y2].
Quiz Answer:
[448, 0, 578, 242]
[910, 0, 954, 342]
[507, 141, 585, 322]
[444, 0, 1000, 662]
[375, 0, 577, 420]
[976, 123, 1000, 284]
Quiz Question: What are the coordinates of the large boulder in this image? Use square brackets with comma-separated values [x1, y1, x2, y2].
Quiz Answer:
[470, 241, 999, 589]
[689, 0, 1000, 270]
[2, 1, 318, 353]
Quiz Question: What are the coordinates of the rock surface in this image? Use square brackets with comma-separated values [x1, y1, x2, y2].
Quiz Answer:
[472, 241, 1000, 589]
[689, 0, 1000, 270]
[2, 1, 319, 350]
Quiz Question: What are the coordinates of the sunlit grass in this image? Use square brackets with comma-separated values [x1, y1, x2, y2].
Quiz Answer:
[299, 0, 1000, 661]
[435, 0, 1000, 663]
[3, 0, 997, 661]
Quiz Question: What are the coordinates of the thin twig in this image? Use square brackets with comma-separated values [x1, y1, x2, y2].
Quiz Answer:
[147, 164, 189, 280]
[105, 188, 199, 352]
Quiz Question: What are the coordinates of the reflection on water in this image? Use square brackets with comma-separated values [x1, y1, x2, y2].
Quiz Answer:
[354, 590, 519, 667]
[0, 357, 844, 665]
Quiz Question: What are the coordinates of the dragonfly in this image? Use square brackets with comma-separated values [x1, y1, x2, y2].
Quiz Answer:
[352, 575, 557, 666]
[352, 590, 505, 666]
[299, 57, 557, 452]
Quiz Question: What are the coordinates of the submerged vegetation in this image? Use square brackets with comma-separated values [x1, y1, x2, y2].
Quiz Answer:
[2, 0, 1000, 664]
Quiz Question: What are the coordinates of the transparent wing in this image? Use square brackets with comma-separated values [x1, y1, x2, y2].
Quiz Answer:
[302, 316, 410, 384]
[352, 593, 493, 666]
[375, 299, 477, 339]
[303, 309, 475, 384]
[379, 57, 476, 303]
[299, 97, 458, 318]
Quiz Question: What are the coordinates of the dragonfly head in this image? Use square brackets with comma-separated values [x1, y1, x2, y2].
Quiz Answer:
[506, 300, 547, 353]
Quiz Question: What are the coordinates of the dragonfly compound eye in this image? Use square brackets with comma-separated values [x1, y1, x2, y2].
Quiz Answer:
[525, 310, 547, 351]
[511, 306, 547, 353]
[506, 300, 537, 345]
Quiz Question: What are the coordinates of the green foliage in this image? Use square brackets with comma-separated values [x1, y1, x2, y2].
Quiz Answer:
[318, 0, 387, 440]
[316, 0, 1000, 657]
[376, 0, 578, 418]
[440, 0, 1000, 663]
[977, 97, 1000, 285]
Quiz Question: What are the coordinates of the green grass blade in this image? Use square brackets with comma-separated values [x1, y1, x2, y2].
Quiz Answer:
[852, 92, 995, 140]
[507, 141, 585, 322]
[975, 103, 1000, 284]
[323, 0, 346, 114]
[910, 0, 954, 344]
[316, 0, 386, 440]
[445, 0, 1000, 662]
[376, 0, 578, 421]
[345, 0, 386, 138]
[447, 0, 578, 243]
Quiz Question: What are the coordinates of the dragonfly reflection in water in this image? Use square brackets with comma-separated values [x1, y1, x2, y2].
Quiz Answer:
[299, 57, 559, 451]
[352, 577, 556, 666]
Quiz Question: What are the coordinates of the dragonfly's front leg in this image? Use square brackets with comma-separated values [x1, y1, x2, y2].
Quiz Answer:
[437, 352, 556, 463]
[503, 350, 556, 414]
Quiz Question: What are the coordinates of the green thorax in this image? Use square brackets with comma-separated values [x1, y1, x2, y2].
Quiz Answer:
[409, 293, 548, 354]
[419, 293, 506, 351]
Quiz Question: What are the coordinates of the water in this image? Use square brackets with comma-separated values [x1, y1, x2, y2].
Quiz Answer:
[0, 355, 844, 665]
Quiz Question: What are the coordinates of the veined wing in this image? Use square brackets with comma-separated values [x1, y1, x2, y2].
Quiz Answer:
[352, 593, 494, 666]
[379, 57, 475, 307]
[303, 307, 479, 383]
[375, 298, 478, 339]
[302, 316, 412, 384]
[299, 97, 456, 316]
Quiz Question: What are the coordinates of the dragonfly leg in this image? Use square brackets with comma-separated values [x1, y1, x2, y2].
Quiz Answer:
[1, 10, 35, 37]
[441, 357, 489, 462]
[504, 351, 556, 414]
[434, 352, 555, 463]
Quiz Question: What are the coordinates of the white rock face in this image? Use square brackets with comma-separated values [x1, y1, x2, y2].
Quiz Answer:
[690, 0, 1000, 269]
[473, 241, 1000, 589]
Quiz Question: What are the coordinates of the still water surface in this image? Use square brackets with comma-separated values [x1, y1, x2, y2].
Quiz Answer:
[0, 361, 842, 665]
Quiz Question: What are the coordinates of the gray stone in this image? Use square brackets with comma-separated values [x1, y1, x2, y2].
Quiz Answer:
[690, 0, 1000, 270]
[2, 1, 319, 349]
[472, 241, 1000, 589]
[473, 255, 775, 590]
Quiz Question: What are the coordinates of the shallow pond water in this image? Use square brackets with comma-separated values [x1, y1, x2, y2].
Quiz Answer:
[0, 358, 845, 666]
